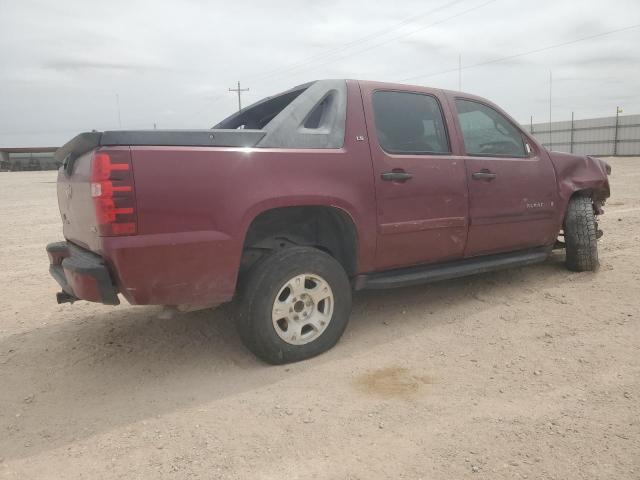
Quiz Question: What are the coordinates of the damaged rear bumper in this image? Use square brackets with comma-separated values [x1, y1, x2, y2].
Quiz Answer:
[46, 241, 120, 305]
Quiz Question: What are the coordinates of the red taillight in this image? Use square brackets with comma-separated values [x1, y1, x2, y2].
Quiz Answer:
[91, 150, 137, 236]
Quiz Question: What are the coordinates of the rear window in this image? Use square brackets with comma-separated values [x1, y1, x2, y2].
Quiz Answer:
[372, 91, 450, 155]
[215, 85, 309, 130]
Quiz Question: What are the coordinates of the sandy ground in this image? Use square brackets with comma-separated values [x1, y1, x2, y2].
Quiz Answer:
[0, 158, 638, 479]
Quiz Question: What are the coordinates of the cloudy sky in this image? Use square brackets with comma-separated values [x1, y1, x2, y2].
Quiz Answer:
[1, 0, 639, 147]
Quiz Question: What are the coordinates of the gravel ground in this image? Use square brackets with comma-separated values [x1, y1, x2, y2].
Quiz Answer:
[0, 158, 638, 479]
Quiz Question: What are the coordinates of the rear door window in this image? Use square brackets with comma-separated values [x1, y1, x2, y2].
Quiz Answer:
[455, 99, 526, 157]
[372, 91, 450, 155]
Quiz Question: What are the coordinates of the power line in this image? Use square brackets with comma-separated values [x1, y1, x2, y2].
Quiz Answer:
[399, 23, 640, 82]
[320, 0, 496, 67]
[185, 0, 495, 123]
[252, 0, 470, 82]
[262, 0, 497, 83]
[185, 88, 267, 124]
[185, 14, 638, 125]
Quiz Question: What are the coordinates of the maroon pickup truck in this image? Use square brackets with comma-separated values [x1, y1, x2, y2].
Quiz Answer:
[47, 79, 611, 363]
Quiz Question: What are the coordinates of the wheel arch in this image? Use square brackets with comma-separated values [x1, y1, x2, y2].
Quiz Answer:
[561, 188, 605, 224]
[239, 201, 360, 277]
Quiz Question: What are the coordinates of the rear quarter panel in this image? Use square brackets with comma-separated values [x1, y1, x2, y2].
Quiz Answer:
[105, 80, 376, 305]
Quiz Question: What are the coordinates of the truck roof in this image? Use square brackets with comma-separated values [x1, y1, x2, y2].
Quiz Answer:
[56, 78, 501, 165]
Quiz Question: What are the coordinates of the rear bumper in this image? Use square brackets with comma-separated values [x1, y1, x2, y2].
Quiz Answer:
[100, 231, 239, 306]
[46, 241, 120, 305]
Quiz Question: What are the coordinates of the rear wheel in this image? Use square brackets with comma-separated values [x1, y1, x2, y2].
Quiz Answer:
[236, 247, 352, 364]
[564, 194, 599, 271]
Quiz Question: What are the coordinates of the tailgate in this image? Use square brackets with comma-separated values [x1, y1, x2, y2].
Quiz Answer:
[57, 150, 100, 251]
[56, 146, 136, 253]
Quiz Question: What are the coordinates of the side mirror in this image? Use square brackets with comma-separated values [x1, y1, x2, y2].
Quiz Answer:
[525, 142, 533, 155]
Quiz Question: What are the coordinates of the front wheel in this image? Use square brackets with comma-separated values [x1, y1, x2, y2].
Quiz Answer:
[236, 247, 352, 364]
[564, 194, 599, 271]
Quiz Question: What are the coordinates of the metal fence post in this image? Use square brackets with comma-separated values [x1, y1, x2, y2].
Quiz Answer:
[521, 112, 639, 156]
[570, 112, 574, 153]
[613, 106, 621, 156]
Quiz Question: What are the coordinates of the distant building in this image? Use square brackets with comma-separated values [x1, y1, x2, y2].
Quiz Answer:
[0, 147, 59, 171]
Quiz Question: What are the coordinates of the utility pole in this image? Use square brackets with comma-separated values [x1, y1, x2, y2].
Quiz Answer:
[458, 54, 462, 91]
[549, 70, 553, 150]
[116, 93, 122, 128]
[614, 106, 623, 155]
[548, 70, 552, 150]
[229, 81, 249, 111]
[530, 115, 533, 134]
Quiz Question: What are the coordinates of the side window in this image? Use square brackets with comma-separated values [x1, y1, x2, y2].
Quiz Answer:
[372, 91, 450, 154]
[455, 99, 526, 157]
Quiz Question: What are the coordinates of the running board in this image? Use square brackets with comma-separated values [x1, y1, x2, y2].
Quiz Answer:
[353, 247, 551, 291]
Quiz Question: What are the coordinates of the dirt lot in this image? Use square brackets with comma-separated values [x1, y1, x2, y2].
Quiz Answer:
[0, 158, 638, 479]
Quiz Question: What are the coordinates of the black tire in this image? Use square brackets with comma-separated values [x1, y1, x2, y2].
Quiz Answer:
[564, 194, 599, 272]
[236, 246, 352, 364]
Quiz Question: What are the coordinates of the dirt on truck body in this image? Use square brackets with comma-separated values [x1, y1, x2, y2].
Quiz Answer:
[47, 79, 611, 363]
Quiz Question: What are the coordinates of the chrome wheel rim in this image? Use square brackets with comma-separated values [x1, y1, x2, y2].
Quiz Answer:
[271, 273, 334, 345]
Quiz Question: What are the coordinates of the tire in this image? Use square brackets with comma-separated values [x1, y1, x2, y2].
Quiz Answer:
[563, 194, 599, 272]
[236, 246, 352, 364]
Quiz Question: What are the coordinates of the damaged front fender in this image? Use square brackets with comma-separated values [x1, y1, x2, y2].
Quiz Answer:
[548, 151, 611, 208]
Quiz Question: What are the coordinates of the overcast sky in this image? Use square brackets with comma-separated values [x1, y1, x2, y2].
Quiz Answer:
[1, 0, 639, 147]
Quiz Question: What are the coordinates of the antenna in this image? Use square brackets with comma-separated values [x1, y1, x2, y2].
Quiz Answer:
[116, 93, 122, 128]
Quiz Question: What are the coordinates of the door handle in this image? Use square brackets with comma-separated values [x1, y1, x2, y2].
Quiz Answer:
[472, 169, 497, 181]
[381, 171, 413, 182]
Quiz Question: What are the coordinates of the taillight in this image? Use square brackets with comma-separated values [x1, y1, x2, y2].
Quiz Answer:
[90, 150, 137, 236]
